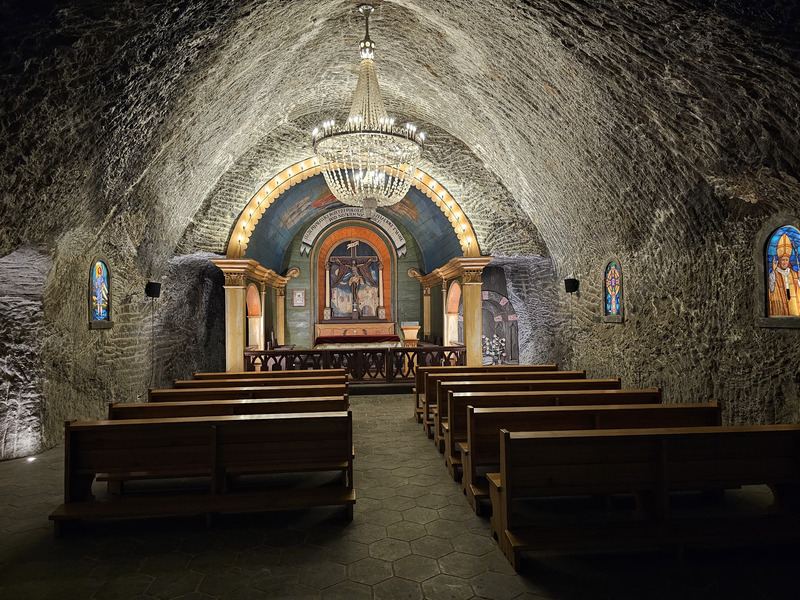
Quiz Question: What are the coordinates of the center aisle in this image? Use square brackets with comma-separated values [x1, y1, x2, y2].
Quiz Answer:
[345, 393, 524, 599]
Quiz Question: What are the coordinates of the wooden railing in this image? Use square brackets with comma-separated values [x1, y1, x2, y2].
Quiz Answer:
[244, 346, 466, 383]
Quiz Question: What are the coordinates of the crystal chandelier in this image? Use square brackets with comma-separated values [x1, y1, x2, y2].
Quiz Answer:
[312, 4, 424, 219]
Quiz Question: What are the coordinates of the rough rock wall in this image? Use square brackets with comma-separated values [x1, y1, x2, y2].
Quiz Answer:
[491, 256, 564, 368]
[0, 247, 50, 460]
[563, 204, 800, 426]
[1, 0, 800, 458]
[0, 245, 225, 459]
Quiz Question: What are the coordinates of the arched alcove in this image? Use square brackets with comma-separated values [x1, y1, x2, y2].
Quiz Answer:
[444, 281, 462, 346]
[245, 283, 263, 349]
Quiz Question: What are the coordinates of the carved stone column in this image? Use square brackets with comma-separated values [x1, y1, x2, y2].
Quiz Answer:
[422, 286, 431, 339]
[223, 273, 246, 372]
[259, 283, 268, 350]
[324, 262, 332, 320]
[276, 287, 286, 346]
[462, 269, 484, 366]
[377, 262, 386, 319]
[441, 282, 449, 345]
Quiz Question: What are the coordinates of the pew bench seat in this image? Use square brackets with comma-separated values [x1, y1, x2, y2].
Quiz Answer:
[50, 487, 356, 537]
[501, 513, 800, 559]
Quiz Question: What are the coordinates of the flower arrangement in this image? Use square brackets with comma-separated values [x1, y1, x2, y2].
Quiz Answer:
[482, 334, 507, 365]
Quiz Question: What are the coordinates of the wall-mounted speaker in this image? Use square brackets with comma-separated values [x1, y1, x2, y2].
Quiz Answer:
[564, 278, 579, 294]
[145, 282, 161, 298]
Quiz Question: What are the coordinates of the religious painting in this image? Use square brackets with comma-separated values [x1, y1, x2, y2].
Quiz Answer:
[90, 260, 110, 322]
[328, 240, 380, 318]
[604, 261, 622, 316]
[766, 225, 800, 317]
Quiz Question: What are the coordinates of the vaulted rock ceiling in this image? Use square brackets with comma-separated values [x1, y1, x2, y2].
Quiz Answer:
[1, 0, 799, 457]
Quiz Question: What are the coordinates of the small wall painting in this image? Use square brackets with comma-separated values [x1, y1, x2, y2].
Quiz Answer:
[292, 289, 306, 308]
[767, 225, 800, 317]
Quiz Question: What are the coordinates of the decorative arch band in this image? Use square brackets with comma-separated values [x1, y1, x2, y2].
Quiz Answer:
[226, 157, 479, 259]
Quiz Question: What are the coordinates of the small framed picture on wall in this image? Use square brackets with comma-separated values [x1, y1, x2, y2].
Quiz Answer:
[292, 289, 305, 307]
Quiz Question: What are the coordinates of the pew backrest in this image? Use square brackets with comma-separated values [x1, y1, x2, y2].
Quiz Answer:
[444, 385, 649, 461]
[416, 364, 558, 398]
[468, 402, 720, 468]
[173, 375, 346, 389]
[434, 371, 587, 420]
[64, 411, 353, 503]
[147, 383, 349, 402]
[108, 396, 349, 420]
[193, 368, 347, 380]
[499, 424, 800, 526]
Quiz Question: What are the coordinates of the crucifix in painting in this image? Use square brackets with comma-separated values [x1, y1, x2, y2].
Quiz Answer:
[324, 240, 385, 320]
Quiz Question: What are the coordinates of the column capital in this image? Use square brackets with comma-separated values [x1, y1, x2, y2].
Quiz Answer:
[276, 287, 286, 297]
[424, 256, 493, 286]
[224, 273, 246, 287]
[210, 258, 295, 290]
[423, 286, 431, 296]
[462, 269, 483, 285]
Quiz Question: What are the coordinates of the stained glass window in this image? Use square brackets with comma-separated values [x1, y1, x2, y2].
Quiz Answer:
[766, 226, 800, 317]
[604, 261, 622, 316]
[91, 261, 110, 321]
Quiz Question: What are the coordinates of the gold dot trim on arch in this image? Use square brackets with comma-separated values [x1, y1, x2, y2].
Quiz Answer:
[226, 157, 480, 259]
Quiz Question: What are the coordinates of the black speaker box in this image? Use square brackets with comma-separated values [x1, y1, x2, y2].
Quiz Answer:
[564, 278, 579, 294]
[145, 282, 161, 298]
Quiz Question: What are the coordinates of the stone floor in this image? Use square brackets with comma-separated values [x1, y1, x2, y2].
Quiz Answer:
[0, 393, 798, 600]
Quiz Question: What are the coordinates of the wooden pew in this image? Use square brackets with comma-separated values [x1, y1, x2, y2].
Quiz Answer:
[147, 383, 349, 402]
[488, 425, 800, 570]
[193, 368, 346, 380]
[463, 402, 718, 514]
[413, 365, 557, 422]
[108, 396, 349, 420]
[445, 387, 657, 479]
[49, 411, 355, 536]
[172, 374, 346, 389]
[431, 371, 588, 448]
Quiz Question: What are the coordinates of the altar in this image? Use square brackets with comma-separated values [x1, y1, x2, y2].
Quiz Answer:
[314, 321, 400, 348]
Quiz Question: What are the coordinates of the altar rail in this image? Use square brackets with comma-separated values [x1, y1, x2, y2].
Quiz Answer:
[244, 346, 466, 383]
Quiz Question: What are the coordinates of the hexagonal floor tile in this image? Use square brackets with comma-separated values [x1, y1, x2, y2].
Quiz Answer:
[437, 552, 488, 579]
[325, 539, 369, 565]
[392, 554, 441, 582]
[450, 532, 497, 556]
[402, 506, 439, 525]
[410, 536, 454, 559]
[369, 538, 412, 561]
[436, 505, 476, 522]
[386, 521, 428, 542]
[373, 576, 425, 600]
[365, 509, 403, 526]
[346, 557, 393, 585]
[299, 561, 346, 589]
[421, 574, 475, 600]
[344, 523, 387, 544]
[469, 571, 527, 600]
[320, 580, 372, 600]
[424, 520, 467, 539]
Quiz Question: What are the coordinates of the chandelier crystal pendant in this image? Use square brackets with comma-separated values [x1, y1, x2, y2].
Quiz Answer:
[312, 4, 424, 219]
